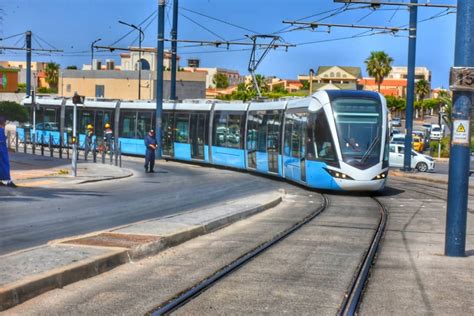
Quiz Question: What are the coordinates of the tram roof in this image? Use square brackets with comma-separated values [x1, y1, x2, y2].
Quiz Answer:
[248, 100, 287, 111]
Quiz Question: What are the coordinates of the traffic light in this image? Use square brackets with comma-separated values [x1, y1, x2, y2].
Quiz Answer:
[72, 93, 84, 104]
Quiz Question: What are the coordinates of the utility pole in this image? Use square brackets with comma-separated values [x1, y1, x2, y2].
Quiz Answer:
[445, 0, 474, 257]
[26, 31, 31, 97]
[156, 0, 166, 160]
[402, 0, 418, 171]
[170, 0, 179, 101]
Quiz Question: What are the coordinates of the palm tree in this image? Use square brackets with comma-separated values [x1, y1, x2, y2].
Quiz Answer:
[44, 62, 60, 90]
[415, 79, 430, 119]
[365, 51, 394, 93]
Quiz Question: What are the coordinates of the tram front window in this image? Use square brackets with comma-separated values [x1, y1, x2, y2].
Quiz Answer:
[333, 98, 382, 169]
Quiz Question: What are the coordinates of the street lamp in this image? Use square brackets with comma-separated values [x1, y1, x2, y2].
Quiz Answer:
[308, 68, 315, 96]
[91, 38, 101, 70]
[119, 20, 144, 100]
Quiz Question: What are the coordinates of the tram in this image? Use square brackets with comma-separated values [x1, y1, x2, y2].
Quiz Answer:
[19, 90, 389, 191]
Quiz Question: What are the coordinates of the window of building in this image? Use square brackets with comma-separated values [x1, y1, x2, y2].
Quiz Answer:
[95, 85, 105, 98]
[66, 84, 71, 93]
[330, 72, 335, 77]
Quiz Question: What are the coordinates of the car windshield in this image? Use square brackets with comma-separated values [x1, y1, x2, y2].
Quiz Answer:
[432, 127, 441, 132]
[333, 98, 382, 169]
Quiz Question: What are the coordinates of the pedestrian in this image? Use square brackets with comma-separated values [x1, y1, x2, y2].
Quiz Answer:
[144, 129, 157, 173]
[104, 123, 113, 153]
[0, 116, 16, 187]
[85, 124, 94, 160]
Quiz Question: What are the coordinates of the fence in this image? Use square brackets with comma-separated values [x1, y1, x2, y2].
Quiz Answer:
[6, 131, 122, 168]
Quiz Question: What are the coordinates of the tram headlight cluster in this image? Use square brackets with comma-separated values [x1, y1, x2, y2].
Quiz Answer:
[324, 168, 354, 180]
[372, 172, 388, 180]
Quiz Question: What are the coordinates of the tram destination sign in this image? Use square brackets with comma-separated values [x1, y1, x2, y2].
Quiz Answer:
[450, 67, 474, 92]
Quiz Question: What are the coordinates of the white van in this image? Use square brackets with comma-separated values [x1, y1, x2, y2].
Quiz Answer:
[389, 143, 435, 172]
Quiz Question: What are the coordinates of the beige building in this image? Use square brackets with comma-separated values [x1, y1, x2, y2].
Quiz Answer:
[387, 66, 431, 82]
[183, 67, 242, 88]
[59, 70, 206, 100]
[298, 66, 362, 91]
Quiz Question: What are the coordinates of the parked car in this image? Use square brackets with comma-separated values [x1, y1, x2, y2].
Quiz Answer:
[390, 128, 401, 137]
[412, 136, 424, 152]
[389, 143, 435, 172]
[430, 125, 442, 140]
[391, 117, 402, 127]
[391, 134, 405, 144]
[422, 123, 432, 133]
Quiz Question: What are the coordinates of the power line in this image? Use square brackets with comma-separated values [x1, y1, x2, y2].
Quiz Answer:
[0, 32, 26, 41]
[179, 12, 227, 41]
[108, 9, 157, 47]
[282, 21, 410, 32]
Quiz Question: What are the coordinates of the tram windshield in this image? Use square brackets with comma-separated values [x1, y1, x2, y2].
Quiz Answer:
[333, 98, 382, 169]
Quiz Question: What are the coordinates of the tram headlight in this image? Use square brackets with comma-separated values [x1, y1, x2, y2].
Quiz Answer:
[372, 171, 388, 180]
[324, 168, 354, 180]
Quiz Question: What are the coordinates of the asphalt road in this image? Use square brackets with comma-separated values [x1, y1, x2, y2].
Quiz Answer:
[0, 159, 279, 255]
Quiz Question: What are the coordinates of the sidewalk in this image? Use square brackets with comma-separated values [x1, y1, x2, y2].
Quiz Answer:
[7, 153, 133, 187]
[389, 169, 474, 189]
[0, 190, 283, 311]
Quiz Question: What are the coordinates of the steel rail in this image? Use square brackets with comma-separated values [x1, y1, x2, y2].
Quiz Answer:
[338, 197, 388, 316]
[148, 194, 329, 316]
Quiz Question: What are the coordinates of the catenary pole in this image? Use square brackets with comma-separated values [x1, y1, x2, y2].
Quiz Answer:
[26, 31, 32, 97]
[156, 0, 166, 160]
[402, 0, 418, 171]
[170, 0, 179, 100]
[445, 0, 473, 257]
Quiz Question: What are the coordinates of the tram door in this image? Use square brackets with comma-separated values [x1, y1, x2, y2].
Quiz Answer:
[162, 111, 174, 157]
[266, 112, 281, 174]
[246, 112, 258, 169]
[190, 113, 206, 160]
[284, 111, 307, 183]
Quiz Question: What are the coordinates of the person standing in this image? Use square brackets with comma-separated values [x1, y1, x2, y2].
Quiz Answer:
[84, 124, 94, 160]
[144, 129, 157, 173]
[104, 123, 113, 153]
[0, 116, 15, 187]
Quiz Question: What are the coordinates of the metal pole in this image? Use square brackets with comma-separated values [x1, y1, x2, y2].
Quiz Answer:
[445, 0, 473, 257]
[309, 68, 314, 96]
[91, 38, 101, 70]
[26, 31, 32, 97]
[138, 27, 142, 100]
[402, 0, 418, 171]
[72, 100, 78, 177]
[170, 0, 179, 100]
[156, 0, 166, 160]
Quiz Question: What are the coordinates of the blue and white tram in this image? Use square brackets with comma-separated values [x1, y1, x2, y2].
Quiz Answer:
[19, 90, 388, 191]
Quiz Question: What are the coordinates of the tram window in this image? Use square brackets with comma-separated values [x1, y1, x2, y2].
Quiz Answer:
[247, 112, 258, 151]
[284, 114, 293, 156]
[137, 112, 152, 139]
[291, 116, 301, 158]
[227, 114, 242, 149]
[312, 110, 337, 162]
[175, 113, 190, 143]
[213, 112, 228, 147]
[79, 110, 94, 134]
[119, 111, 137, 138]
[257, 112, 267, 152]
[65, 109, 73, 132]
[267, 112, 281, 152]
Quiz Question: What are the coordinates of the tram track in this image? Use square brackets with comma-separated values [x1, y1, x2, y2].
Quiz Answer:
[146, 193, 388, 316]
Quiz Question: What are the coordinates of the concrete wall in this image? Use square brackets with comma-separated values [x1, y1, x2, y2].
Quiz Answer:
[0, 93, 26, 103]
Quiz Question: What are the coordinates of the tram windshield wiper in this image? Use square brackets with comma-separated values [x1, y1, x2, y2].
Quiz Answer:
[360, 135, 380, 163]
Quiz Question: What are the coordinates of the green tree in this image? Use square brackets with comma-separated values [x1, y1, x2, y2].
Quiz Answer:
[272, 84, 288, 94]
[0, 101, 29, 122]
[365, 51, 393, 92]
[415, 79, 430, 119]
[300, 80, 310, 90]
[66, 65, 78, 70]
[213, 73, 229, 89]
[45, 62, 60, 89]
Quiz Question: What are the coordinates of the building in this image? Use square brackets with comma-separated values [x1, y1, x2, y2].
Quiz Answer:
[182, 67, 243, 89]
[268, 78, 303, 93]
[298, 66, 362, 91]
[59, 70, 206, 100]
[0, 67, 19, 93]
[0, 61, 49, 89]
[360, 66, 432, 98]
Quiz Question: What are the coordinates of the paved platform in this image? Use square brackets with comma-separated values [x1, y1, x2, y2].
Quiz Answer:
[390, 168, 474, 189]
[359, 179, 474, 315]
[8, 152, 132, 187]
[0, 190, 282, 311]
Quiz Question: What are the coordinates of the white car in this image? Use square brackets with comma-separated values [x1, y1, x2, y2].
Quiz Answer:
[389, 143, 435, 172]
[430, 124, 442, 140]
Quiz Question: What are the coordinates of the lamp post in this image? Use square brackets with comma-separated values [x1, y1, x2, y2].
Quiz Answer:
[119, 20, 144, 100]
[309, 68, 314, 96]
[91, 38, 101, 70]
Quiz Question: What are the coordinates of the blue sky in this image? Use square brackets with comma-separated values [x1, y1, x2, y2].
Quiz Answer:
[0, 0, 457, 88]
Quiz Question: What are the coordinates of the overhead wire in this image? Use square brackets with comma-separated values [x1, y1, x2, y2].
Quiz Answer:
[179, 12, 227, 41]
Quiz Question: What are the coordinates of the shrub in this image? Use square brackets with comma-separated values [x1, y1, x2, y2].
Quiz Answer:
[0, 101, 29, 122]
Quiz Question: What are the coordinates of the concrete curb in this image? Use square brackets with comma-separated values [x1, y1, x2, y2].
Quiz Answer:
[0, 194, 282, 311]
[76, 168, 134, 185]
[0, 249, 129, 311]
